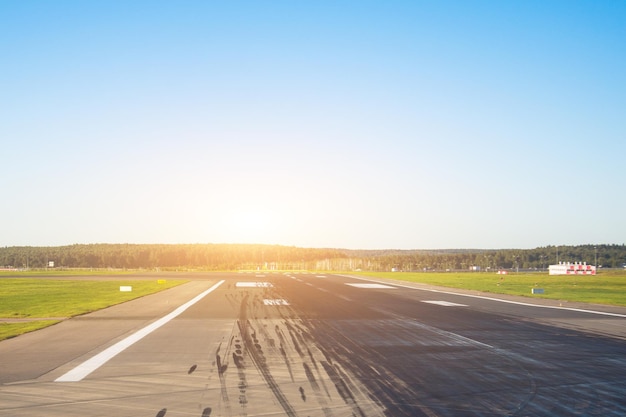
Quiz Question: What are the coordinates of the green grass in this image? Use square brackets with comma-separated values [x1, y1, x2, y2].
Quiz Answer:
[0, 278, 186, 340]
[0, 269, 135, 276]
[354, 270, 626, 307]
[0, 320, 61, 341]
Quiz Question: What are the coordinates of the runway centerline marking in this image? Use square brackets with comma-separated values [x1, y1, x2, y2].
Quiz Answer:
[55, 280, 225, 383]
[423, 300, 468, 307]
[346, 283, 397, 289]
[263, 299, 289, 305]
[236, 282, 273, 288]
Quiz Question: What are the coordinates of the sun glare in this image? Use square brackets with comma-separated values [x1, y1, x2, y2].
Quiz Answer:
[226, 208, 278, 243]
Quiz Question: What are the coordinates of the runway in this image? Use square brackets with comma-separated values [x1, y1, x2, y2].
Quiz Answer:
[1, 272, 626, 416]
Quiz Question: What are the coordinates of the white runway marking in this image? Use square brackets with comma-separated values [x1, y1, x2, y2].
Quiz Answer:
[422, 301, 468, 307]
[346, 283, 397, 289]
[55, 280, 225, 382]
[340, 275, 626, 318]
[236, 282, 273, 288]
[263, 299, 289, 305]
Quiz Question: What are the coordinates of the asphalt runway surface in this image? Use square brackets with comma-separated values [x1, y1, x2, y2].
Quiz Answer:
[1, 272, 626, 416]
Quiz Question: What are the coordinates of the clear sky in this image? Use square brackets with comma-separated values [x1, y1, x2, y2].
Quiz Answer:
[1, 0, 625, 250]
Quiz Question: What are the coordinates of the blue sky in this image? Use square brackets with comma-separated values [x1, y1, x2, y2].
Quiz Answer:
[1, 0, 625, 249]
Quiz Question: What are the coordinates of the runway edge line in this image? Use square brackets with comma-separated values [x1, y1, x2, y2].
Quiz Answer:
[55, 279, 225, 382]
[340, 275, 626, 318]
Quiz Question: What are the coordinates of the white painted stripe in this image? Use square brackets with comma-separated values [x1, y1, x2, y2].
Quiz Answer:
[339, 275, 626, 318]
[263, 299, 289, 305]
[423, 301, 468, 307]
[55, 280, 225, 382]
[346, 283, 397, 289]
[236, 282, 273, 287]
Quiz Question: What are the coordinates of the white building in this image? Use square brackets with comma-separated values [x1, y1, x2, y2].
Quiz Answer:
[548, 262, 596, 275]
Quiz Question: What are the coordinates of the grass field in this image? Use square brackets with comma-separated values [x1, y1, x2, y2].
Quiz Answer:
[356, 270, 626, 307]
[0, 269, 136, 276]
[0, 278, 185, 341]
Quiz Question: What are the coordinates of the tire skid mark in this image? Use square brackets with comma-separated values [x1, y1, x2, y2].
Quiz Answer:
[281, 312, 378, 415]
[215, 340, 232, 416]
[372, 312, 541, 415]
[306, 345, 333, 398]
[234, 338, 249, 414]
[288, 326, 304, 357]
[321, 360, 367, 417]
[303, 362, 335, 417]
[309, 315, 544, 416]
[281, 345, 296, 382]
[275, 284, 386, 415]
[238, 294, 298, 417]
[305, 318, 422, 416]
[214, 277, 387, 416]
[272, 325, 295, 382]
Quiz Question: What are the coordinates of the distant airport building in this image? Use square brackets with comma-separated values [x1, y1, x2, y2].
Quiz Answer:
[549, 262, 596, 275]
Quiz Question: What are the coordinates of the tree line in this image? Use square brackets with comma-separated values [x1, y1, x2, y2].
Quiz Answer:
[344, 245, 626, 272]
[0, 243, 624, 272]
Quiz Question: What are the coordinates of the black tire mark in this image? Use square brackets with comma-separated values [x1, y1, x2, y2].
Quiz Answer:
[275, 325, 288, 346]
[215, 341, 231, 416]
[305, 319, 412, 408]
[285, 321, 308, 357]
[303, 362, 335, 417]
[307, 347, 319, 371]
[303, 363, 317, 392]
[239, 294, 297, 417]
[215, 342, 228, 375]
[233, 351, 244, 369]
[279, 343, 295, 382]
[321, 361, 366, 417]
[237, 361, 249, 410]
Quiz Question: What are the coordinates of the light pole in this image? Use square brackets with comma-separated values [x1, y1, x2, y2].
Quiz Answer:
[556, 246, 559, 264]
[595, 246, 598, 271]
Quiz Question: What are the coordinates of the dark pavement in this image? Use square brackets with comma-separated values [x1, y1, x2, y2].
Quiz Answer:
[1, 272, 625, 416]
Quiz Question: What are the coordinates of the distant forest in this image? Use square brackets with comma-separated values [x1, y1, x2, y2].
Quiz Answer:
[1, 244, 625, 272]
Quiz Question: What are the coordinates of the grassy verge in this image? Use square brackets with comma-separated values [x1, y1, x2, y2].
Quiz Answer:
[0, 269, 136, 276]
[0, 278, 186, 341]
[0, 320, 62, 341]
[352, 270, 626, 307]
